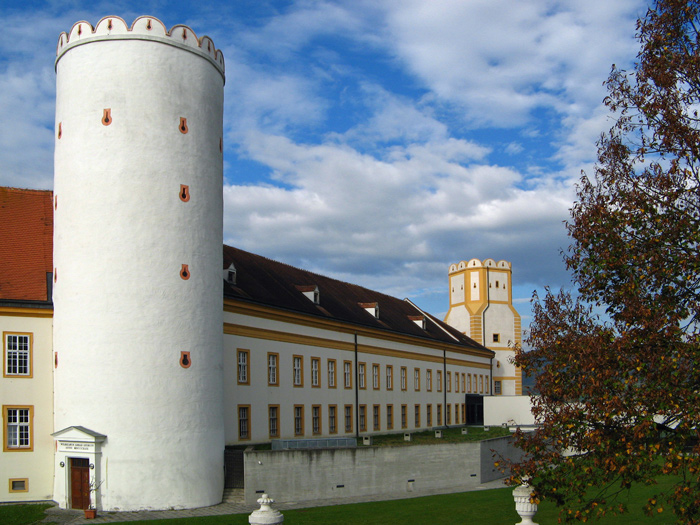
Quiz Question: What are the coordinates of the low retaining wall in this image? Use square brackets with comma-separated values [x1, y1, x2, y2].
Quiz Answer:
[243, 435, 521, 505]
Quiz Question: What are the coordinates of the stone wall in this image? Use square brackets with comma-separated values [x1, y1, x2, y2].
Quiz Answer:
[243, 435, 517, 504]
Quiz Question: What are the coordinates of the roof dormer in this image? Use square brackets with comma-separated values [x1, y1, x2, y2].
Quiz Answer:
[296, 285, 320, 304]
[408, 315, 426, 330]
[224, 263, 236, 285]
[359, 302, 379, 319]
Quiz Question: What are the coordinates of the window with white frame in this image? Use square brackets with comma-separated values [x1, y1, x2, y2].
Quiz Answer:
[4, 407, 31, 450]
[237, 349, 249, 385]
[426, 369, 432, 391]
[328, 359, 336, 388]
[269, 405, 279, 437]
[344, 405, 353, 432]
[329, 405, 337, 434]
[414, 404, 420, 428]
[358, 363, 366, 389]
[401, 404, 407, 429]
[386, 404, 393, 430]
[311, 358, 320, 387]
[437, 370, 443, 392]
[293, 356, 303, 387]
[373, 405, 380, 431]
[386, 365, 393, 390]
[4, 333, 31, 376]
[268, 353, 278, 386]
[344, 361, 352, 388]
[414, 368, 420, 391]
[294, 405, 304, 435]
[359, 405, 367, 432]
[312, 405, 321, 434]
[372, 364, 379, 389]
[238, 405, 250, 440]
[400, 367, 407, 391]
[455, 372, 459, 392]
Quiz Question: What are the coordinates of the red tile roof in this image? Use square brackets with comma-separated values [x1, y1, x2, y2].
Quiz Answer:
[0, 187, 53, 302]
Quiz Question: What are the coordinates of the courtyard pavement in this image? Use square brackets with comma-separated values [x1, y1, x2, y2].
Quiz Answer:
[41, 479, 507, 523]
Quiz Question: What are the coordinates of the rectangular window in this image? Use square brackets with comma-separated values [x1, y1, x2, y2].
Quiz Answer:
[294, 405, 304, 436]
[493, 333, 500, 343]
[437, 370, 443, 392]
[386, 404, 393, 430]
[437, 404, 443, 426]
[328, 359, 337, 388]
[401, 404, 407, 429]
[9, 478, 28, 492]
[311, 357, 320, 387]
[344, 361, 352, 389]
[268, 353, 279, 386]
[480, 375, 484, 394]
[373, 404, 380, 431]
[359, 405, 367, 432]
[238, 405, 250, 440]
[400, 367, 407, 391]
[462, 403, 466, 423]
[312, 405, 321, 434]
[268, 405, 279, 438]
[495, 380, 502, 395]
[3, 406, 32, 451]
[447, 371, 452, 392]
[372, 364, 380, 390]
[344, 405, 353, 433]
[426, 369, 432, 391]
[427, 404, 432, 426]
[447, 404, 452, 425]
[329, 405, 337, 434]
[414, 368, 420, 391]
[455, 404, 460, 425]
[293, 355, 303, 387]
[237, 349, 249, 385]
[462, 373, 466, 393]
[414, 404, 421, 428]
[358, 362, 366, 389]
[4, 333, 31, 377]
[485, 376, 490, 394]
[455, 371, 460, 393]
[468, 374, 472, 393]
[386, 365, 393, 390]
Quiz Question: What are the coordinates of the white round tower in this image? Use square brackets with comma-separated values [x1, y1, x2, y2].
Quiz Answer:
[52, 16, 225, 511]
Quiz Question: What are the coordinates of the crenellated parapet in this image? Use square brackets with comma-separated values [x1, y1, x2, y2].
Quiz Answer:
[448, 258, 511, 274]
[56, 15, 225, 78]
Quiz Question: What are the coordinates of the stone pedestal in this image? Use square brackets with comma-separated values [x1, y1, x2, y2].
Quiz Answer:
[249, 494, 284, 525]
[513, 482, 539, 525]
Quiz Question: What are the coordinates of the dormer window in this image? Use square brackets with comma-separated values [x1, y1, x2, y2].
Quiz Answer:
[359, 302, 379, 319]
[224, 263, 236, 285]
[296, 285, 320, 304]
[408, 315, 426, 330]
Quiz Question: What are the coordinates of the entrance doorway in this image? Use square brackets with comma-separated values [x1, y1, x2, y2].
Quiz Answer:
[70, 457, 90, 509]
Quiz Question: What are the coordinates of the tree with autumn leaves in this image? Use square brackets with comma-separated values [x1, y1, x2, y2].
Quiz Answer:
[510, 0, 700, 522]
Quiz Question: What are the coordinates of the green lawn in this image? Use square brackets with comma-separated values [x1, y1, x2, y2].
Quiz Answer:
[3, 474, 680, 524]
[0, 502, 53, 525]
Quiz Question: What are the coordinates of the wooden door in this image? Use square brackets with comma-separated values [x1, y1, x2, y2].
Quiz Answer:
[70, 458, 90, 509]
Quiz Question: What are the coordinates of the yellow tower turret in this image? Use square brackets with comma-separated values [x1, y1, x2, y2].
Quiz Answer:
[444, 258, 522, 395]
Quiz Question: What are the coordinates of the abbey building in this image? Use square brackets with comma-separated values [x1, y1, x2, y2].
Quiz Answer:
[0, 15, 521, 512]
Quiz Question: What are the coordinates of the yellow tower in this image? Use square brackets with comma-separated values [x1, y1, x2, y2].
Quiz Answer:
[444, 258, 522, 395]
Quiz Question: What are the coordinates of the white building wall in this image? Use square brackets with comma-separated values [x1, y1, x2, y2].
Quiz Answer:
[223, 307, 493, 444]
[52, 16, 225, 511]
[0, 311, 54, 502]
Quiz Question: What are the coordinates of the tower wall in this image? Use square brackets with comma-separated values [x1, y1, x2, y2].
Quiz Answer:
[53, 16, 225, 511]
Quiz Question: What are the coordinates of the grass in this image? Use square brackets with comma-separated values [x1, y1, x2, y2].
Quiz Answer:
[0, 502, 53, 525]
[368, 425, 512, 446]
[11, 477, 674, 525]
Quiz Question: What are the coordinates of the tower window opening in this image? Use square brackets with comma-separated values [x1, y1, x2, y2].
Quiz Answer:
[492, 333, 500, 343]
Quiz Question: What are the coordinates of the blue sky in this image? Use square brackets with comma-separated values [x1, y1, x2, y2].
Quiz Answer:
[0, 0, 646, 328]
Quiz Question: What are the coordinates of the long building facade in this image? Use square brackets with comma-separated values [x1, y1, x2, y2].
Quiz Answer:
[0, 15, 521, 512]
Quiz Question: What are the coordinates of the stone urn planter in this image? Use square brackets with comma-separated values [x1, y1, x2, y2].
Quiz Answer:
[513, 480, 539, 525]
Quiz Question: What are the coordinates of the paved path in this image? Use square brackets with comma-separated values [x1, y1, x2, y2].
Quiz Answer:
[41, 479, 507, 523]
